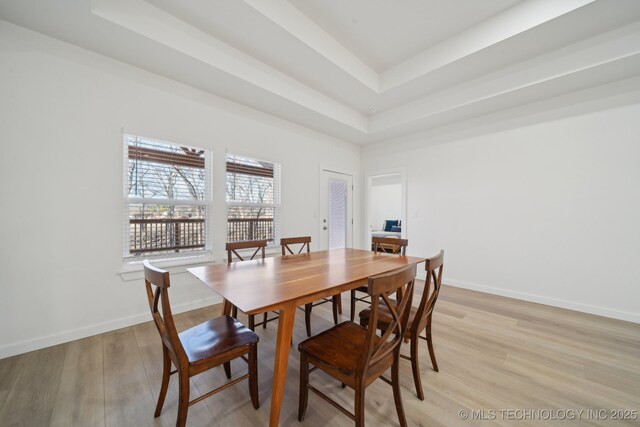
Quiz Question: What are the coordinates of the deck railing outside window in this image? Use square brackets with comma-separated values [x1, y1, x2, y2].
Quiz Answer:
[129, 218, 205, 254]
[227, 217, 274, 242]
[129, 217, 274, 254]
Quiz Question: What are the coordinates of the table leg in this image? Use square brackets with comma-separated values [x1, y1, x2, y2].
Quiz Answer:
[269, 305, 296, 427]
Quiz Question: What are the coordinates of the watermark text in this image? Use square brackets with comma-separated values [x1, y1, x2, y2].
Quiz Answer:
[458, 408, 638, 421]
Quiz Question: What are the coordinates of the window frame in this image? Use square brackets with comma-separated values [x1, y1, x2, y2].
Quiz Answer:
[225, 152, 281, 248]
[122, 133, 213, 264]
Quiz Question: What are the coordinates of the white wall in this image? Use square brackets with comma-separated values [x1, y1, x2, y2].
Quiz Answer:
[369, 175, 402, 230]
[362, 103, 640, 323]
[0, 22, 361, 358]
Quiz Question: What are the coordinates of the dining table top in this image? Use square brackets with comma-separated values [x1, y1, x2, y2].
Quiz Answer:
[188, 248, 425, 315]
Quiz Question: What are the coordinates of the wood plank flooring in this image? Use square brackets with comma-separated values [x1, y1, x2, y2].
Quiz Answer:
[0, 283, 638, 426]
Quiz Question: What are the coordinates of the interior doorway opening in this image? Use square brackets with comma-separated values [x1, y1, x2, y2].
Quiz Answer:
[366, 171, 406, 249]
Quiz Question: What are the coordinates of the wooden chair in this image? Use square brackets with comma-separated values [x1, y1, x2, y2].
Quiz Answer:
[298, 264, 416, 427]
[350, 237, 409, 321]
[226, 239, 278, 331]
[280, 236, 311, 256]
[226, 239, 267, 264]
[280, 236, 341, 337]
[143, 260, 259, 427]
[359, 250, 444, 400]
[372, 236, 408, 255]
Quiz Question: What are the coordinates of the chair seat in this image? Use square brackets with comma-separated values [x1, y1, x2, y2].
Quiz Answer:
[179, 315, 259, 365]
[298, 322, 380, 377]
[358, 303, 419, 335]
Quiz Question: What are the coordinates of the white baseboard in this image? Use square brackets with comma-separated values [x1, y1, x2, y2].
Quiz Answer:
[0, 296, 222, 359]
[442, 278, 640, 324]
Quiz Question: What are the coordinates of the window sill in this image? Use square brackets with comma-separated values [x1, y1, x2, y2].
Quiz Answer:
[119, 253, 216, 282]
[120, 246, 284, 281]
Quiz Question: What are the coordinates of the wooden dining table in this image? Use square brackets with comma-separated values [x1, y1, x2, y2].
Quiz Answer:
[188, 247, 425, 426]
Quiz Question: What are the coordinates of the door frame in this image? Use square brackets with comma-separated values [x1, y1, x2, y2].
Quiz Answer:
[318, 166, 355, 250]
[363, 167, 407, 249]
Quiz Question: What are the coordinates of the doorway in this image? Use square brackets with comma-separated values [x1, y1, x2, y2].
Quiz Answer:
[319, 170, 353, 250]
[366, 170, 406, 248]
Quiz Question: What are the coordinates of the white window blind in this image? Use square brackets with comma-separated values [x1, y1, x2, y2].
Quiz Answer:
[123, 134, 211, 259]
[328, 178, 347, 249]
[226, 153, 280, 243]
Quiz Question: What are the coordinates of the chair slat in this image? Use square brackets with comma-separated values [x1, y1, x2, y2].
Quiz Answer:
[280, 236, 311, 255]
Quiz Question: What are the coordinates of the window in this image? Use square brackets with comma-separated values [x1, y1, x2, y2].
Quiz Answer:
[226, 153, 280, 244]
[124, 134, 210, 259]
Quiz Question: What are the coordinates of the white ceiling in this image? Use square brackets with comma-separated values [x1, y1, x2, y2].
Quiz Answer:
[288, 0, 524, 72]
[1, 0, 640, 145]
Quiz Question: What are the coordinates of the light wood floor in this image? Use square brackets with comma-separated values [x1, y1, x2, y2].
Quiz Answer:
[1, 284, 639, 426]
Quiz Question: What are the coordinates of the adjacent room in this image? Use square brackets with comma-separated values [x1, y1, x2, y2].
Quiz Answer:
[1, 0, 639, 426]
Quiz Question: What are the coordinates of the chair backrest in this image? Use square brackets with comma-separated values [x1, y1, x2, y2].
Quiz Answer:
[358, 264, 416, 380]
[280, 236, 311, 255]
[143, 260, 186, 368]
[226, 239, 267, 264]
[372, 237, 408, 255]
[412, 250, 444, 334]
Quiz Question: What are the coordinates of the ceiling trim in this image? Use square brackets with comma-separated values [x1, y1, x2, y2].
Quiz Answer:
[91, 0, 369, 133]
[371, 23, 640, 133]
[242, 0, 379, 93]
[380, 0, 596, 91]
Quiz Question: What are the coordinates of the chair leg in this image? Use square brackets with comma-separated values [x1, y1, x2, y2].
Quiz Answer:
[298, 353, 309, 421]
[359, 314, 368, 328]
[223, 361, 232, 379]
[354, 385, 365, 427]
[410, 335, 424, 400]
[177, 371, 190, 427]
[350, 289, 356, 322]
[392, 355, 408, 427]
[426, 323, 439, 372]
[232, 305, 238, 319]
[249, 314, 255, 331]
[263, 312, 268, 329]
[304, 303, 312, 337]
[332, 295, 339, 325]
[154, 346, 171, 417]
[249, 343, 260, 409]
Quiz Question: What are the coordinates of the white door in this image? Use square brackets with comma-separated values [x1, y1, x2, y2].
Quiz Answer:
[319, 170, 353, 250]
